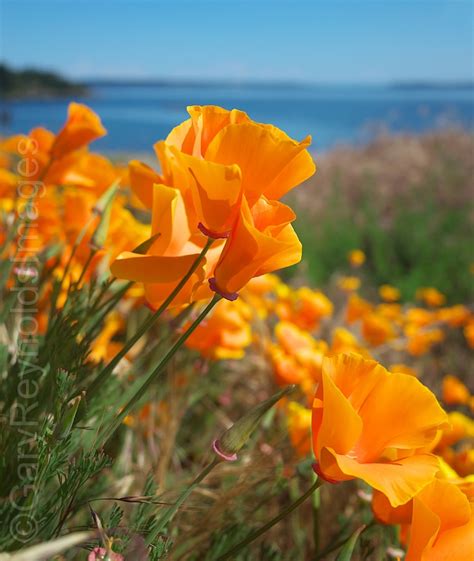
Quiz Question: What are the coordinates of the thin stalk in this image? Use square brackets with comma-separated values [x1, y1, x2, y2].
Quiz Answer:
[87, 238, 213, 398]
[92, 279, 130, 314]
[74, 248, 97, 288]
[216, 478, 324, 561]
[81, 282, 133, 344]
[312, 521, 375, 560]
[146, 457, 220, 545]
[312, 473, 321, 553]
[97, 294, 220, 447]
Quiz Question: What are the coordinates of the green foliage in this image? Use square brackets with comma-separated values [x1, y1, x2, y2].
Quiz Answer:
[0, 63, 88, 98]
[296, 187, 473, 303]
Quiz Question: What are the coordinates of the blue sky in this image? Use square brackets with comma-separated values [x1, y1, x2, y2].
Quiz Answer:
[1, 0, 473, 83]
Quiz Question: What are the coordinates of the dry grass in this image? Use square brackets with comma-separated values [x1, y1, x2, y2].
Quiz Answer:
[294, 128, 474, 221]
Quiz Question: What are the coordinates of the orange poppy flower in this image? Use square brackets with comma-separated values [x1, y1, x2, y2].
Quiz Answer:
[286, 401, 312, 458]
[361, 312, 395, 347]
[449, 448, 474, 477]
[112, 105, 315, 304]
[348, 249, 365, 267]
[442, 375, 470, 406]
[269, 321, 327, 388]
[405, 327, 444, 356]
[51, 102, 106, 160]
[337, 275, 361, 292]
[47, 151, 119, 194]
[345, 293, 373, 324]
[437, 305, 471, 328]
[288, 287, 333, 331]
[111, 180, 222, 308]
[1, 127, 54, 180]
[464, 321, 474, 349]
[270, 345, 307, 386]
[158, 105, 315, 239]
[185, 298, 252, 360]
[330, 327, 369, 357]
[416, 287, 446, 308]
[379, 284, 401, 303]
[407, 478, 474, 561]
[372, 488, 413, 526]
[210, 197, 302, 298]
[435, 412, 474, 450]
[311, 354, 448, 507]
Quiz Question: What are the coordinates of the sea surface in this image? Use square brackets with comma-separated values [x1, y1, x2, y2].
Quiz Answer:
[2, 83, 473, 152]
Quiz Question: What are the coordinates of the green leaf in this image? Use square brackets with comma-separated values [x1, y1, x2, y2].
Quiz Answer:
[336, 525, 366, 561]
[90, 182, 119, 250]
[132, 232, 162, 255]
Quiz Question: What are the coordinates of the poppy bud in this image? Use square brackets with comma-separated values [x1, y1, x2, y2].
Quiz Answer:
[214, 385, 295, 461]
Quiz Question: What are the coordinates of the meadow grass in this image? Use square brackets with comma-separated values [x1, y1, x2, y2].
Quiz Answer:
[291, 130, 474, 303]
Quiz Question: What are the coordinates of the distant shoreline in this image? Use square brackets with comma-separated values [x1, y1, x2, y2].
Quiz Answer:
[83, 79, 474, 90]
[1, 64, 88, 100]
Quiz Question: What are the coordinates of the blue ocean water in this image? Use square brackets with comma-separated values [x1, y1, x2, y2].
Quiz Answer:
[2, 83, 473, 152]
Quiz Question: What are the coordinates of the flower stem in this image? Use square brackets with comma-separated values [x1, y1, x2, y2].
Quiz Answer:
[312, 474, 321, 553]
[146, 457, 220, 545]
[97, 294, 220, 447]
[87, 238, 214, 398]
[216, 478, 324, 560]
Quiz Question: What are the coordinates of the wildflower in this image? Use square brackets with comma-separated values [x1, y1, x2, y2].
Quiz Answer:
[435, 412, 474, 450]
[337, 275, 361, 292]
[276, 286, 333, 330]
[437, 304, 471, 327]
[112, 106, 315, 304]
[405, 308, 437, 328]
[51, 102, 106, 159]
[405, 327, 444, 356]
[348, 249, 365, 267]
[361, 312, 395, 347]
[311, 353, 448, 506]
[406, 478, 474, 561]
[372, 489, 413, 526]
[185, 298, 252, 359]
[211, 197, 302, 298]
[442, 375, 470, 406]
[345, 293, 373, 324]
[270, 345, 307, 386]
[377, 303, 402, 322]
[111, 180, 220, 308]
[269, 321, 326, 389]
[330, 327, 369, 357]
[464, 321, 474, 348]
[293, 287, 333, 330]
[449, 448, 474, 477]
[241, 273, 282, 318]
[416, 287, 446, 307]
[286, 401, 312, 457]
[379, 284, 400, 302]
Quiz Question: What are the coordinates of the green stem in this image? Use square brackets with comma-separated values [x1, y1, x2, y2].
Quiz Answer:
[312, 521, 375, 560]
[74, 248, 97, 288]
[87, 238, 213, 398]
[92, 279, 129, 314]
[146, 458, 220, 545]
[81, 281, 133, 344]
[97, 294, 220, 447]
[312, 474, 321, 553]
[217, 478, 324, 561]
